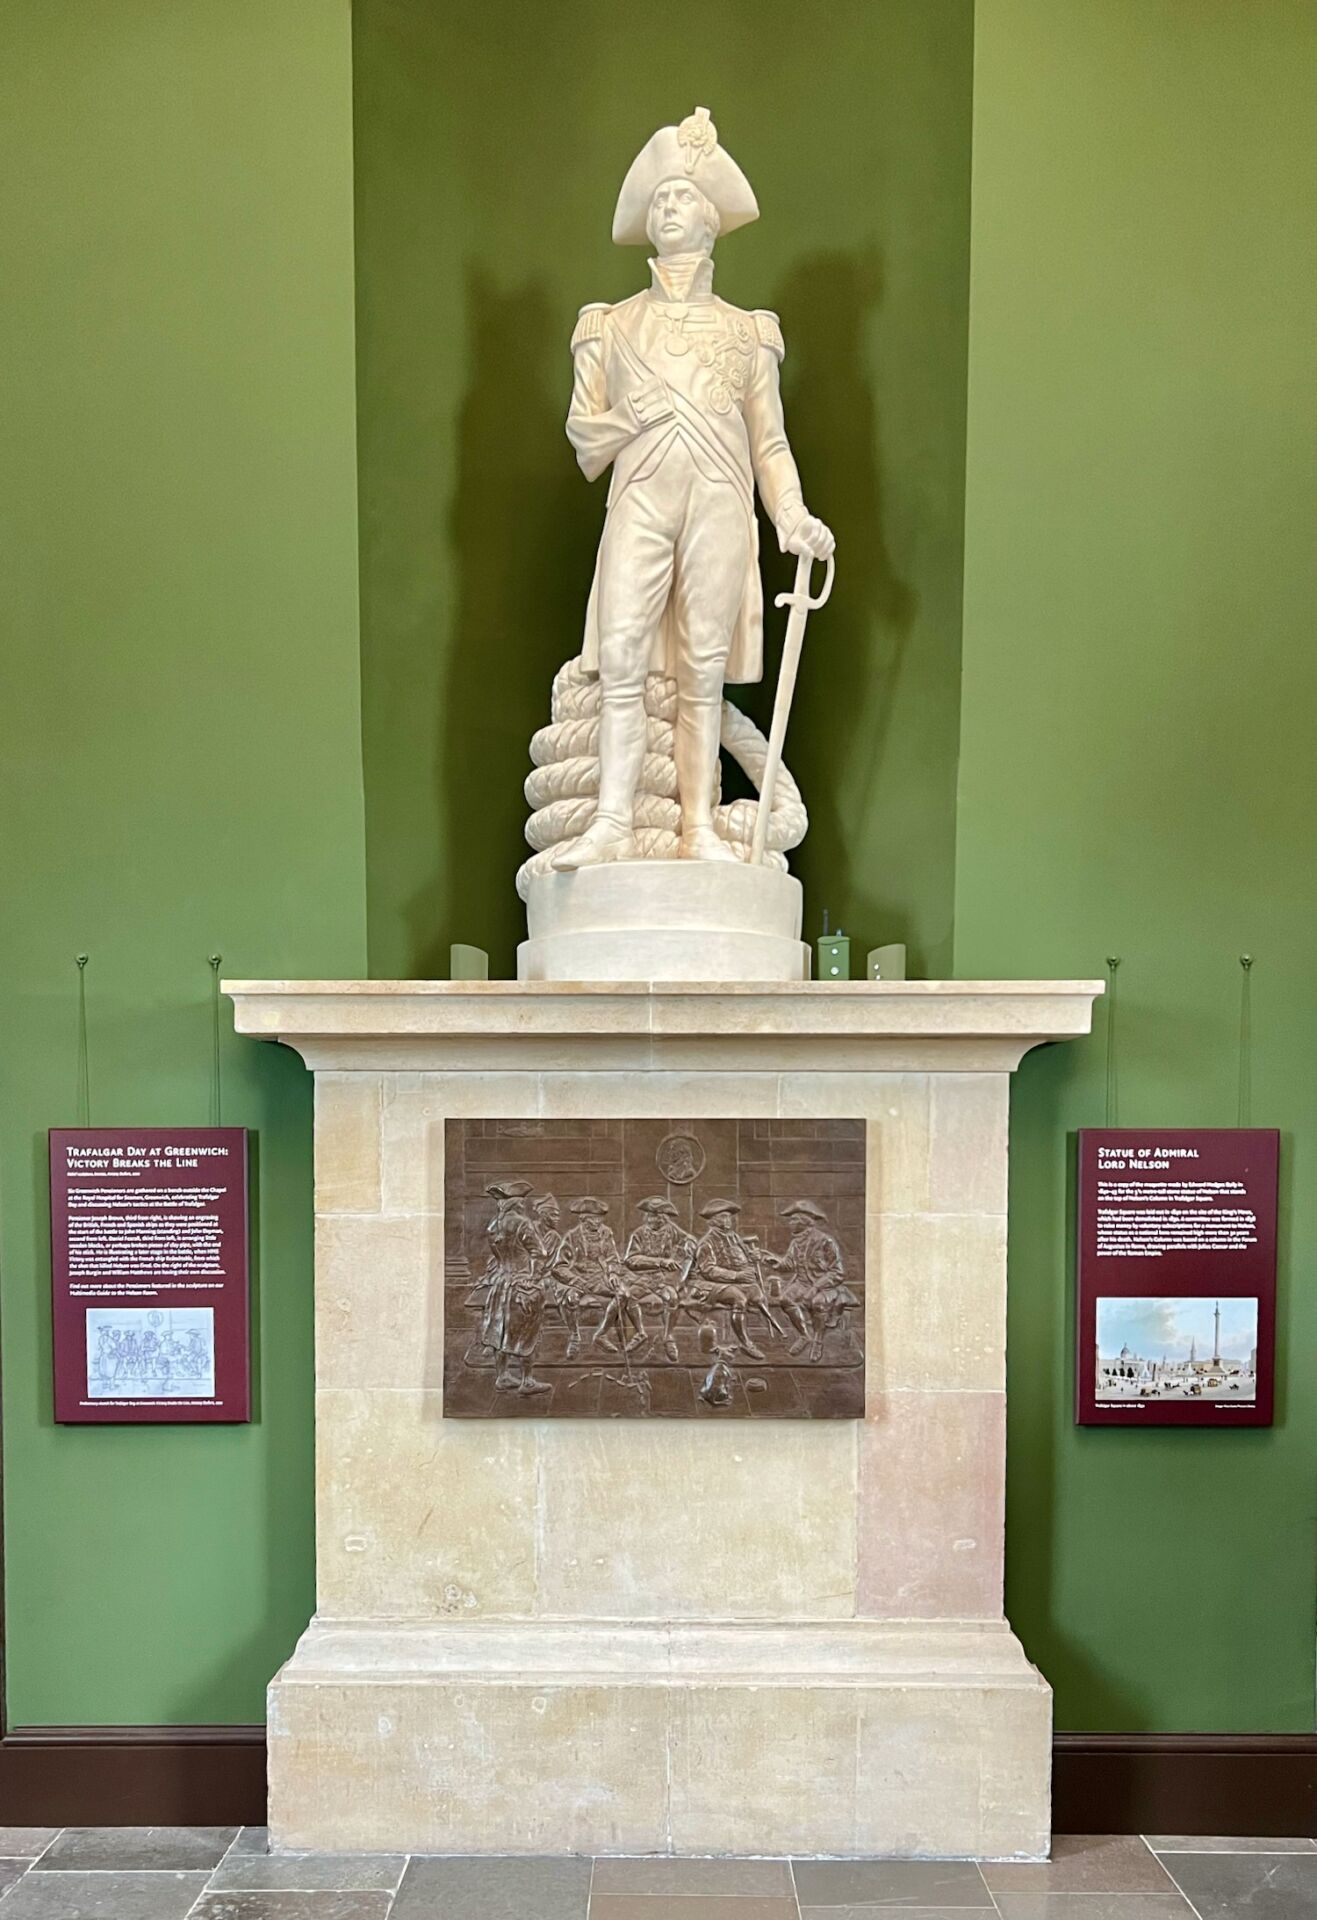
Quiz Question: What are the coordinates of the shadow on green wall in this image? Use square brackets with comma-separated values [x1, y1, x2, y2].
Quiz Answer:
[767, 247, 917, 951]
[404, 267, 600, 976]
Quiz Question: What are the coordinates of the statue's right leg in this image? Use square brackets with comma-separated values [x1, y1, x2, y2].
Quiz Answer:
[553, 489, 673, 870]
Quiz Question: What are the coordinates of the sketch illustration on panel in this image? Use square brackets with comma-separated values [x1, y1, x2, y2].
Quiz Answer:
[86, 1306, 215, 1399]
[444, 1119, 865, 1419]
[1095, 1295, 1258, 1403]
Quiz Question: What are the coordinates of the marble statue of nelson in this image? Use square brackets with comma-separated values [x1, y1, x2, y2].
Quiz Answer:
[554, 107, 835, 871]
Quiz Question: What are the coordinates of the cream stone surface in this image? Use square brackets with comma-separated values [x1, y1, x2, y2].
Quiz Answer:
[929, 1072, 1010, 1214]
[668, 1684, 859, 1854]
[535, 1422, 855, 1619]
[314, 1074, 382, 1212]
[782, 1070, 932, 1214]
[856, 1391, 1006, 1619]
[314, 1213, 442, 1391]
[536, 1068, 782, 1119]
[855, 1683, 1050, 1859]
[379, 1071, 541, 1213]
[268, 1618, 1050, 1857]
[228, 977, 1101, 1858]
[870, 1213, 1008, 1394]
[228, 980, 1103, 1076]
[316, 1390, 536, 1617]
[270, 1677, 671, 1855]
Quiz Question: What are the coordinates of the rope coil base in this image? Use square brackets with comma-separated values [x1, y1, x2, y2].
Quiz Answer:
[518, 658, 807, 901]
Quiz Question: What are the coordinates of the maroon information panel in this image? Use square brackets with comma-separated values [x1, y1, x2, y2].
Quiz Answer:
[50, 1128, 250, 1424]
[1076, 1128, 1278, 1427]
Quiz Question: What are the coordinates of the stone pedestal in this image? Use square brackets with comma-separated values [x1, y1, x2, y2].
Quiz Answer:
[519, 862, 807, 982]
[227, 979, 1101, 1860]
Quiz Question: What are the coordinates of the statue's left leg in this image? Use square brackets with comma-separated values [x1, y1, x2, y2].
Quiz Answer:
[671, 482, 749, 860]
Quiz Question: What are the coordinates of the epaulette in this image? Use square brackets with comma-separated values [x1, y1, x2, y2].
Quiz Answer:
[571, 302, 610, 352]
[753, 309, 785, 360]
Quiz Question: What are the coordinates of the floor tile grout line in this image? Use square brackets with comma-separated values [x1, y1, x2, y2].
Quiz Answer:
[21, 1836, 64, 1872]
[1140, 1830, 1211, 1920]
[1152, 1851, 1214, 1920]
[27, 1868, 224, 1876]
[976, 1856, 1005, 1915]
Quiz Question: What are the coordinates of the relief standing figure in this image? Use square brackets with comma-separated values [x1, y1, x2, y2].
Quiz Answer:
[479, 1179, 551, 1395]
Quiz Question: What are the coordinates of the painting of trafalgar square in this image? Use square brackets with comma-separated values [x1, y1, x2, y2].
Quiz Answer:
[1096, 1295, 1259, 1406]
[443, 1118, 865, 1418]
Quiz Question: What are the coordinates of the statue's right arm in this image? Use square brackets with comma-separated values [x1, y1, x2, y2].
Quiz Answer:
[566, 306, 670, 482]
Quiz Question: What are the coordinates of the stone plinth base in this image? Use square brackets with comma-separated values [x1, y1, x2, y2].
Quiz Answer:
[518, 860, 807, 982]
[268, 1618, 1051, 1859]
[228, 979, 1104, 1861]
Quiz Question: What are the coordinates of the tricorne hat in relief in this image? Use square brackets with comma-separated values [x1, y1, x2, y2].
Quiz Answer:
[781, 1198, 828, 1222]
[611, 107, 759, 246]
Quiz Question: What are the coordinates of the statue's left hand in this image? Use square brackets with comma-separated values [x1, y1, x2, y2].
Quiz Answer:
[784, 513, 836, 562]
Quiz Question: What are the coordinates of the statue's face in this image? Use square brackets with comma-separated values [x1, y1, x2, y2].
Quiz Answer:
[647, 178, 712, 256]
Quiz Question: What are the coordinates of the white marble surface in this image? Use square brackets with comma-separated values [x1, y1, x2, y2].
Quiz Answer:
[544, 108, 833, 879]
[520, 860, 807, 981]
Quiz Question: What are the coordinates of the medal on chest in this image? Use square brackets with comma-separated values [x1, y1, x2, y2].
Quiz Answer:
[656, 307, 755, 412]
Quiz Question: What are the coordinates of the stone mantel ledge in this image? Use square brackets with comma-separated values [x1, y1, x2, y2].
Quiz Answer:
[225, 978, 1103, 1074]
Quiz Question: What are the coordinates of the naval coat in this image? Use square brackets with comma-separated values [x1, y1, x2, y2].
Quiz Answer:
[566, 275, 806, 685]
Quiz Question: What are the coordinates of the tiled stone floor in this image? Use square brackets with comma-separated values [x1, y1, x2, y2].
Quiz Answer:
[0, 1830, 1312, 1919]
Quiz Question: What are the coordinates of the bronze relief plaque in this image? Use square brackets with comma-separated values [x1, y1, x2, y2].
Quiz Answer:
[443, 1118, 865, 1418]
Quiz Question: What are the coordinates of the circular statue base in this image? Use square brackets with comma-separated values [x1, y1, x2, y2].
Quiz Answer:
[518, 860, 807, 983]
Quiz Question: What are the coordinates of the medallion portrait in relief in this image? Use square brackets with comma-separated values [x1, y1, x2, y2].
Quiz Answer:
[443, 1118, 865, 1418]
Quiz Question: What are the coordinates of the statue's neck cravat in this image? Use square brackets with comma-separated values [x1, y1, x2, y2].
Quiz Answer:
[648, 253, 715, 303]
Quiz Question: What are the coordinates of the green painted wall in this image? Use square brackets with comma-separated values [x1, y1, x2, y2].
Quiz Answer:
[956, 1, 1317, 1729]
[4, 0, 1312, 1741]
[353, 0, 973, 980]
[0, 2, 364, 1722]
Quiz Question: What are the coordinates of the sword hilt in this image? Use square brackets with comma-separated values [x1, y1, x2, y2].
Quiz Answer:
[773, 550, 835, 614]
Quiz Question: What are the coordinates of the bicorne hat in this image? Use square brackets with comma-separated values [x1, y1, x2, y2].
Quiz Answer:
[612, 107, 758, 246]
[699, 1198, 742, 1219]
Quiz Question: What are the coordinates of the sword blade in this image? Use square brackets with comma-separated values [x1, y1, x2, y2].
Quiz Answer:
[749, 553, 812, 865]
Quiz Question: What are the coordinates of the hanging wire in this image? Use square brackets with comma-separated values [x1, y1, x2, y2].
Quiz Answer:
[1104, 956, 1121, 1127]
[209, 955, 224, 1126]
[75, 954, 91, 1126]
[1237, 955, 1253, 1128]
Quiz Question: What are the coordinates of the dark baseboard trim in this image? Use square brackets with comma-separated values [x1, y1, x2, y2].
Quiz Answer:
[0, 1724, 266, 1825]
[1054, 1732, 1317, 1838]
[1, 1725, 1313, 1837]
